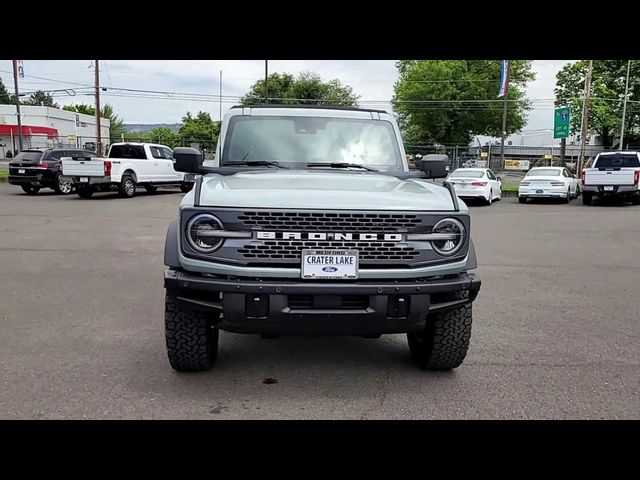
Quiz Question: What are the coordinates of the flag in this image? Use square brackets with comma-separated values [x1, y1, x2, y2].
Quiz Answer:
[18, 60, 24, 78]
[498, 60, 509, 97]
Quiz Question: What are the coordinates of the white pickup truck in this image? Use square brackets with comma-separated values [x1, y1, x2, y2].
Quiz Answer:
[61, 142, 193, 198]
[581, 151, 640, 205]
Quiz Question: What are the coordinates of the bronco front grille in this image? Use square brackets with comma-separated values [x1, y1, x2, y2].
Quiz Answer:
[237, 240, 420, 261]
[237, 211, 423, 232]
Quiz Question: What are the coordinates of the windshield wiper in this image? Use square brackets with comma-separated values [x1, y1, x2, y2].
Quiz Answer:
[224, 160, 289, 169]
[307, 162, 378, 172]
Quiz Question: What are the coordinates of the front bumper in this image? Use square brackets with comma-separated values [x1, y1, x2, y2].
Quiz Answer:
[165, 269, 481, 336]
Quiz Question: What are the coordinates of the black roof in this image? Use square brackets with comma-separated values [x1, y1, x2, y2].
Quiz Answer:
[230, 104, 389, 114]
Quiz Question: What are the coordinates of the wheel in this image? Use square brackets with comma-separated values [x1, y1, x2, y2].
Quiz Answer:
[497, 188, 502, 201]
[21, 184, 40, 195]
[486, 190, 493, 205]
[165, 293, 220, 372]
[144, 185, 158, 193]
[562, 188, 570, 203]
[582, 192, 592, 205]
[118, 174, 136, 198]
[55, 173, 73, 195]
[180, 182, 193, 193]
[407, 290, 472, 371]
[519, 196, 527, 204]
[76, 186, 94, 198]
[632, 195, 640, 205]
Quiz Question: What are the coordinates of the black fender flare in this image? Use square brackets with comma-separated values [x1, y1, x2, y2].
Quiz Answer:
[465, 238, 478, 270]
[164, 218, 181, 268]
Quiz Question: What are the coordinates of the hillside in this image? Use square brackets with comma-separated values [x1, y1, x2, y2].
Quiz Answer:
[124, 123, 181, 133]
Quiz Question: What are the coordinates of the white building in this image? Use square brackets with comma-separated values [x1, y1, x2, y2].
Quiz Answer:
[0, 105, 110, 155]
[472, 130, 603, 148]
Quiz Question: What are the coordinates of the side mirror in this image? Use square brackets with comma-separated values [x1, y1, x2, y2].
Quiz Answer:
[496, 176, 502, 182]
[419, 159, 447, 179]
[173, 147, 204, 173]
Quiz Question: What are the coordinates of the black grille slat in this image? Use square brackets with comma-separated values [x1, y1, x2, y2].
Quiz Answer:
[237, 211, 422, 232]
[237, 239, 420, 262]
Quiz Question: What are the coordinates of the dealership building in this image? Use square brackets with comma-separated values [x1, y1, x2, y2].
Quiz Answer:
[0, 105, 110, 156]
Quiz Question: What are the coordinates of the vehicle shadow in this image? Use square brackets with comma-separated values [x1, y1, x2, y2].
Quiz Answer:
[70, 189, 182, 200]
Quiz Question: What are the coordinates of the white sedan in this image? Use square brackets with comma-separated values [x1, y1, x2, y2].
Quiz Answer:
[518, 167, 580, 204]
[446, 168, 503, 205]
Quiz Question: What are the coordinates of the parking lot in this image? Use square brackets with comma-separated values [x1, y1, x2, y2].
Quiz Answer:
[0, 184, 638, 419]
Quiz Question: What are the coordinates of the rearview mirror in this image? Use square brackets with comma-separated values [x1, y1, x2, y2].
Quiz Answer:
[419, 159, 447, 179]
[173, 147, 204, 173]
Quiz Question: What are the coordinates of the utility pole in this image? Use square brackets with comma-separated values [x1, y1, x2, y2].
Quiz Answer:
[620, 60, 631, 150]
[560, 137, 566, 165]
[577, 60, 594, 174]
[264, 60, 269, 104]
[500, 60, 510, 171]
[219, 70, 223, 121]
[95, 60, 102, 155]
[12, 60, 23, 152]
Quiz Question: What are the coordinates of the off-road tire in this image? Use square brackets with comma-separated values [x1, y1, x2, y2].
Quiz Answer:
[21, 185, 40, 195]
[144, 185, 158, 193]
[582, 191, 593, 205]
[76, 186, 94, 198]
[119, 174, 136, 198]
[518, 196, 527, 204]
[165, 293, 219, 372]
[407, 290, 472, 371]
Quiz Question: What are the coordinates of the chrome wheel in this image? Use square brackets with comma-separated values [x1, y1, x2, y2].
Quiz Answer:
[57, 176, 73, 194]
[124, 179, 135, 195]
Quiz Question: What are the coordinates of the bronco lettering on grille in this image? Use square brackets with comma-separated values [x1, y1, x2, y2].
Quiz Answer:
[256, 232, 403, 242]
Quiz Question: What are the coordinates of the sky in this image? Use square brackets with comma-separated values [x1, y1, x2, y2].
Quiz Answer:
[0, 60, 571, 131]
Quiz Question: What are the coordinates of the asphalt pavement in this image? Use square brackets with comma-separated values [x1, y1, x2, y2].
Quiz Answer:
[0, 184, 638, 419]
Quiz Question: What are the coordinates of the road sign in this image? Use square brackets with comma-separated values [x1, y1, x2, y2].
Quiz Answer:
[480, 152, 488, 158]
[505, 159, 529, 170]
[68, 135, 76, 141]
[554, 107, 570, 139]
[544, 153, 552, 159]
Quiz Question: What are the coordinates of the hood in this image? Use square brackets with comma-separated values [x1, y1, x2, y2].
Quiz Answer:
[194, 169, 462, 212]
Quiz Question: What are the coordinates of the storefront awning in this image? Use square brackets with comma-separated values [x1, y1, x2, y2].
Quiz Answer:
[0, 125, 58, 138]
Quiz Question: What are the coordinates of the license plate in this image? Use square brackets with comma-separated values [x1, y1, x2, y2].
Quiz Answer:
[536, 189, 544, 194]
[79, 177, 89, 183]
[18, 169, 25, 174]
[301, 249, 359, 279]
[604, 186, 614, 191]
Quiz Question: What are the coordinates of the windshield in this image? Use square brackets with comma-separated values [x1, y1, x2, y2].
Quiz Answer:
[221, 115, 403, 171]
[449, 170, 484, 178]
[527, 169, 561, 177]
[594, 154, 640, 168]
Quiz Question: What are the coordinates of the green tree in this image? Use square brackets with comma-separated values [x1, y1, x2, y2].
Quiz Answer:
[63, 103, 126, 140]
[24, 90, 59, 108]
[0, 77, 12, 104]
[240, 72, 359, 106]
[178, 111, 221, 151]
[555, 60, 640, 148]
[147, 127, 179, 149]
[392, 60, 535, 146]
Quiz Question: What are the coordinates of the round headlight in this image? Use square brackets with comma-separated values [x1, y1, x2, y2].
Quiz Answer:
[186, 214, 224, 253]
[431, 218, 465, 256]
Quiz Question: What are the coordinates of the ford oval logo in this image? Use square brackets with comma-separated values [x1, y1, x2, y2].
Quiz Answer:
[322, 266, 338, 273]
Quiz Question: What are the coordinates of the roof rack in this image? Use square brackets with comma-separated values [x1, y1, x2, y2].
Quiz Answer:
[230, 104, 389, 114]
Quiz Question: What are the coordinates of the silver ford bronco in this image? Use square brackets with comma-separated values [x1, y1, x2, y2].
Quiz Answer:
[163, 105, 481, 372]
